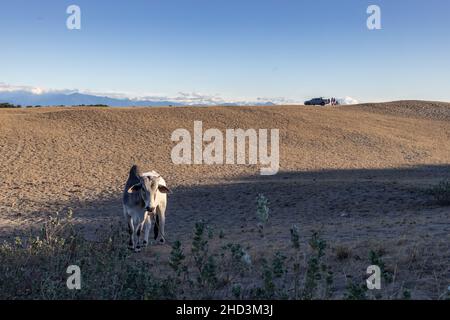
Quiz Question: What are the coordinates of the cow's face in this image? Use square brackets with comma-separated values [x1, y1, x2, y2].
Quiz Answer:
[128, 176, 171, 213]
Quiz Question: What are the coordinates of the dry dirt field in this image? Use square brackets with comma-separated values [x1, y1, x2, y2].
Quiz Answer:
[0, 101, 449, 299]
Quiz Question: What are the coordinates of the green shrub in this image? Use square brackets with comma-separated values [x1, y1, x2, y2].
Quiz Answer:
[0, 103, 21, 108]
[345, 281, 368, 300]
[290, 225, 300, 249]
[256, 194, 270, 237]
[369, 249, 393, 283]
[169, 240, 186, 276]
[335, 245, 351, 261]
[302, 231, 333, 300]
[429, 180, 450, 205]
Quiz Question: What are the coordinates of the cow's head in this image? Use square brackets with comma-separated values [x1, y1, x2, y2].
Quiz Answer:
[127, 175, 171, 214]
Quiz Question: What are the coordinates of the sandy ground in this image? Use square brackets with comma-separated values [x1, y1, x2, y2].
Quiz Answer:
[0, 101, 449, 298]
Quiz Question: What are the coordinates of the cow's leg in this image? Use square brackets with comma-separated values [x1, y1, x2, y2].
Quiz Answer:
[143, 215, 151, 247]
[127, 216, 135, 250]
[153, 214, 159, 241]
[155, 204, 166, 244]
[135, 222, 142, 251]
[136, 212, 150, 249]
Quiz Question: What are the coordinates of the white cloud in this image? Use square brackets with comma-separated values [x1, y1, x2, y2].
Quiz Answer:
[0, 82, 73, 95]
[337, 96, 359, 105]
[0, 82, 309, 105]
[256, 97, 302, 105]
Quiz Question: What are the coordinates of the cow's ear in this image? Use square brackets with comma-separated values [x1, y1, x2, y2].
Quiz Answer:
[128, 183, 142, 193]
[158, 185, 172, 194]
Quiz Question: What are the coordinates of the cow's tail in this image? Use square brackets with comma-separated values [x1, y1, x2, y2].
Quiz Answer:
[154, 215, 160, 240]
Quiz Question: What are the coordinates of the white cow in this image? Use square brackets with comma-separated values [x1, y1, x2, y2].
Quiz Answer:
[122, 165, 171, 252]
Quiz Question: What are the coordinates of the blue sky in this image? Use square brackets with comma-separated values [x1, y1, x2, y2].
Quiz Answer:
[0, 0, 449, 103]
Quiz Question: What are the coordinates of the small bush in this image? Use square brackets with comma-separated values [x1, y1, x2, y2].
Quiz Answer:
[169, 240, 186, 276]
[231, 284, 242, 299]
[302, 231, 333, 300]
[345, 281, 368, 300]
[335, 245, 351, 261]
[429, 180, 450, 205]
[290, 225, 300, 249]
[256, 194, 270, 237]
[0, 103, 21, 108]
[253, 259, 276, 299]
[369, 249, 393, 283]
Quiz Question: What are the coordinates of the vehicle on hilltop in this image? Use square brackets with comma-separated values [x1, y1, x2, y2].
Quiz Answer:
[304, 97, 338, 106]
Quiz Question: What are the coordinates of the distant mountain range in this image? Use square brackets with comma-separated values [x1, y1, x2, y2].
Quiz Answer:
[0, 83, 361, 107]
[0, 90, 277, 107]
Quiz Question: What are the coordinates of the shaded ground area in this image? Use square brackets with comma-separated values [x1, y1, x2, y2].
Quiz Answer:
[4, 165, 449, 242]
[3, 166, 448, 298]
